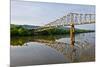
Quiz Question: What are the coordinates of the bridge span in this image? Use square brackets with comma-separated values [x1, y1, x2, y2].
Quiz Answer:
[35, 12, 95, 47]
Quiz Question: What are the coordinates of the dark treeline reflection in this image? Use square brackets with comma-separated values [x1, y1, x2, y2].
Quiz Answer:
[11, 34, 69, 46]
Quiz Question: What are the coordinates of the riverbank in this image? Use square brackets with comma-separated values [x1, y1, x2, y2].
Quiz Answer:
[11, 24, 95, 36]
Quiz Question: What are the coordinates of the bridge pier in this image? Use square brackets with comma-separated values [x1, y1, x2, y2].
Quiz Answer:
[70, 23, 75, 47]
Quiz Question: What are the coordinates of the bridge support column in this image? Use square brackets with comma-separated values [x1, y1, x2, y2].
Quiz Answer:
[70, 23, 75, 47]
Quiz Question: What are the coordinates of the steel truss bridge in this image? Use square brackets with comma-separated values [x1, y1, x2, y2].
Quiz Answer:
[35, 12, 95, 47]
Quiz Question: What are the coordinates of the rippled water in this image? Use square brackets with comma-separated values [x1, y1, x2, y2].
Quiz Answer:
[10, 32, 95, 66]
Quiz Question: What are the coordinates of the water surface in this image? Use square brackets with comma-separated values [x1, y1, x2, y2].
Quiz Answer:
[10, 32, 95, 66]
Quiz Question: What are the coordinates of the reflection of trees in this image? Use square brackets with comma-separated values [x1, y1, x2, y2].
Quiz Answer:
[11, 36, 79, 62]
[11, 39, 25, 46]
[11, 37, 34, 46]
[11, 35, 68, 46]
[11, 36, 83, 62]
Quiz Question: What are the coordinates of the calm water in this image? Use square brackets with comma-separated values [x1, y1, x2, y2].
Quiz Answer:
[10, 32, 95, 66]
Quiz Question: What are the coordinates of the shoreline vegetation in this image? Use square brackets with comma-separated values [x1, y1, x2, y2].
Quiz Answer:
[11, 24, 95, 36]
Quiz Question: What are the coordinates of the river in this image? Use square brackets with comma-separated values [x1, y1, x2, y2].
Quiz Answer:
[10, 32, 95, 67]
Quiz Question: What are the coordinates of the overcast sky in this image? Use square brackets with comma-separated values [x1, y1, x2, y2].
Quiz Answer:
[11, 0, 95, 30]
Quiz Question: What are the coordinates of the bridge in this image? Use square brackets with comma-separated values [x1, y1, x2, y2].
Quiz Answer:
[35, 12, 95, 47]
[44, 13, 95, 27]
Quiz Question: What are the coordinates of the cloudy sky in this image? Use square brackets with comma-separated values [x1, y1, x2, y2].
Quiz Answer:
[11, 0, 95, 30]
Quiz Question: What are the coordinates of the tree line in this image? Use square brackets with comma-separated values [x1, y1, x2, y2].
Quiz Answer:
[11, 24, 95, 36]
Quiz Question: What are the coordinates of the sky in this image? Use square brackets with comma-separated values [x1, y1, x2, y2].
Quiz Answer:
[11, 0, 95, 30]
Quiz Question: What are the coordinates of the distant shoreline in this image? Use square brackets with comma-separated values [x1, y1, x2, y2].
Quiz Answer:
[10, 24, 95, 36]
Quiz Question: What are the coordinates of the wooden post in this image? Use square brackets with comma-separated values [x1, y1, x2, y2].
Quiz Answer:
[70, 23, 75, 47]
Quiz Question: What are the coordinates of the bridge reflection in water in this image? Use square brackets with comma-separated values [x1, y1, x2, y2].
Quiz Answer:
[11, 32, 95, 62]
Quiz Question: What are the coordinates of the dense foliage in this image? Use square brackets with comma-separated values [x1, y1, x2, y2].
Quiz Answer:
[11, 25, 34, 36]
[11, 24, 95, 36]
